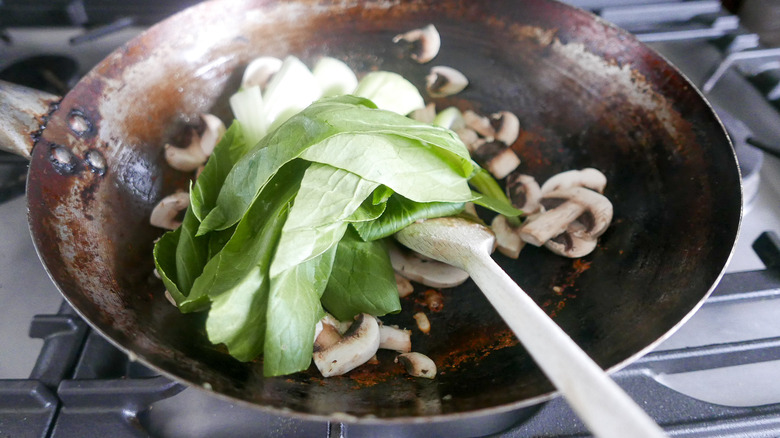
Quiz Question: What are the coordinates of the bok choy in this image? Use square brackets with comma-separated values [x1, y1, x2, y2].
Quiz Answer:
[153, 58, 519, 377]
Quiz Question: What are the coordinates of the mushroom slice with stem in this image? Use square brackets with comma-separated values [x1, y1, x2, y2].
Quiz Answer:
[198, 114, 226, 156]
[548, 187, 613, 239]
[491, 111, 520, 145]
[545, 222, 599, 258]
[164, 134, 207, 172]
[164, 113, 225, 172]
[462, 110, 496, 139]
[396, 352, 437, 379]
[426, 66, 468, 97]
[505, 172, 542, 213]
[150, 191, 189, 230]
[518, 187, 613, 247]
[392, 24, 441, 63]
[471, 140, 521, 180]
[541, 168, 607, 194]
[313, 320, 343, 350]
[379, 324, 412, 353]
[491, 214, 526, 259]
[387, 241, 470, 288]
[313, 313, 346, 346]
[312, 313, 381, 377]
[319, 313, 352, 335]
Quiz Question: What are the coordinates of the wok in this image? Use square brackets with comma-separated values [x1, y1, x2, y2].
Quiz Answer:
[0, 0, 741, 427]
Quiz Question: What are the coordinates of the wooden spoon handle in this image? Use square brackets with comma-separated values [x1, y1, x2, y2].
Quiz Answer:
[466, 253, 667, 438]
[0, 80, 60, 159]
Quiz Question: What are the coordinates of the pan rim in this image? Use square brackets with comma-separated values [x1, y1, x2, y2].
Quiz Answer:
[23, 0, 743, 424]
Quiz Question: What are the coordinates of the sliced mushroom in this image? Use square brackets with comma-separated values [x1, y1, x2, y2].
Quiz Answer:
[409, 102, 437, 124]
[150, 192, 189, 230]
[395, 273, 415, 298]
[319, 313, 352, 335]
[455, 127, 480, 151]
[241, 56, 283, 89]
[546, 187, 613, 239]
[388, 241, 470, 288]
[491, 214, 526, 259]
[164, 114, 225, 172]
[462, 110, 496, 139]
[540, 168, 608, 194]
[413, 312, 431, 334]
[505, 172, 542, 213]
[164, 136, 207, 172]
[491, 111, 520, 145]
[379, 325, 412, 353]
[544, 222, 599, 258]
[396, 352, 437, 379]
[518, 200, 584, 246]
[312, 313, 380, 377]
[313, 320, 343, 349]
[518, 187, 613, 247]
[426, 66, 468, 98]
[471, 140, 521, 179]
[198, 114, 226, 156]
[392, 24, 441, 63]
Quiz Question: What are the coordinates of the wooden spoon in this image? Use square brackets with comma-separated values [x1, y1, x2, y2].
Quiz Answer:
[395, 216, 666, 438]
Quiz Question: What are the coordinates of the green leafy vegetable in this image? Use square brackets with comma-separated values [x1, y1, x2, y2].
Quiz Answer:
[197, 96, 476, 234]
[263, 245, 338, 376]
[269, 163, 379, 277]
[154, 93, 518, 377]
[152, 226, 186, 303]
[188, 160, 308, 309]
[351, 195, 466, 241]
[322, 228, 400, 321]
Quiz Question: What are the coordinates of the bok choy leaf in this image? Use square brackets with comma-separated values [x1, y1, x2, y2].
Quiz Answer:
[154, 94, 519, 377]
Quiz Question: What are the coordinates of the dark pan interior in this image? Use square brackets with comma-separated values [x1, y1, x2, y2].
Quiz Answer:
[25, 0, 740, 422]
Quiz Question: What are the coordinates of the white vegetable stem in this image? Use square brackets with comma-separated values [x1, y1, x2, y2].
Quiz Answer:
[312, 57, 358, 97]
[396, 217, 667, 438]
[263, 56, 322, 131]
[229, 85, 266, 147]
[353, 71, 425, 116]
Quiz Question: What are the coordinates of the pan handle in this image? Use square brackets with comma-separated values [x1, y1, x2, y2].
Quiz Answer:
[0, 79, 60, 159]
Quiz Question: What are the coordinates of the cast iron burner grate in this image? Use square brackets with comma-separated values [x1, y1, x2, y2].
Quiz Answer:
[0, 232, 778, 438]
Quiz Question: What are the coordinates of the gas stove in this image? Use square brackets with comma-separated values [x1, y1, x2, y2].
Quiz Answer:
[1, 1, 780, 437]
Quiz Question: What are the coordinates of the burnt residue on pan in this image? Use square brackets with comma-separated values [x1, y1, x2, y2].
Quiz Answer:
[24, 0, 740, 422]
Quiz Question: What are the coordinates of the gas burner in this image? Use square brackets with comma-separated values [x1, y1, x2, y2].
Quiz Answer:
[0, 55, 79, 95]
[715, 108, 764, 210]
[0, 153, 27, 203]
